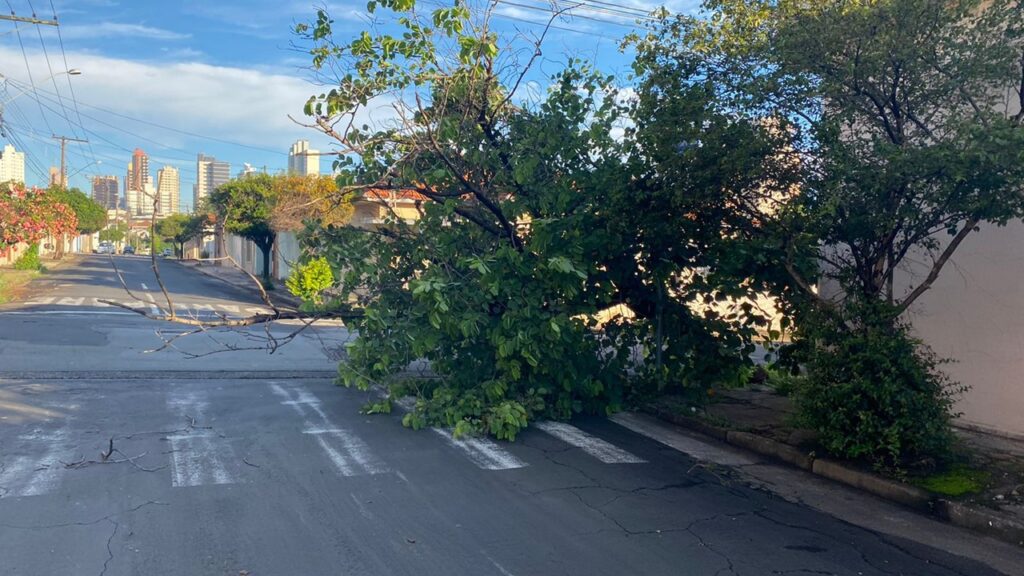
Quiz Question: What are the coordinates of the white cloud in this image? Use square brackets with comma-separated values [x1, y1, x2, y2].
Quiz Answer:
[58, 22, 191, 41]
[0, 47, 395, 164]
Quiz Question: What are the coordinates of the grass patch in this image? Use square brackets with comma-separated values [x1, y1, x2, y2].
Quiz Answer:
[0, 269, 41, 304]
[914, 466, 990, 497]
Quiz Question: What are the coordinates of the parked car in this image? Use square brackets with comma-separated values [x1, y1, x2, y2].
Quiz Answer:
[95, 242, 114, 255]
[160, 248, 173, 258]
[122, 245, 135, 255]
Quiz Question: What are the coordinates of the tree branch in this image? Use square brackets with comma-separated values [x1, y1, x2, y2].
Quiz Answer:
[894, 217, 979, 315]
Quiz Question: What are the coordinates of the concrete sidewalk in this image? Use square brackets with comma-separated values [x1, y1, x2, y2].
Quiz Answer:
[649, 387, 1024, 547]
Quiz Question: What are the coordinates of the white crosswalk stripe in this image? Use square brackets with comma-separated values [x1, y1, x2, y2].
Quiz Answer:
[270, 383, 387, 477]
[6, 296, 273, 317]
[0, 424, 75, 498]
[391, 396, 528, 471]
[534, 421, 645, 464]
[431, 429, 528, 470]
[166, 390, 237, 487]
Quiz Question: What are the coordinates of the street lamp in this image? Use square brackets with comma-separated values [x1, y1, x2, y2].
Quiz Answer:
[0, 69, 82, 105]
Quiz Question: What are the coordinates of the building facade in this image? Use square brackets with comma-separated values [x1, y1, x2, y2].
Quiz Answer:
[156, 166, 180, 216]
[0, 144, 26, 185]
[194, 153, 230, 209]
[126, 148, 152, 215]
[287, 140, 320, 176]
[91, 175, 119, 209]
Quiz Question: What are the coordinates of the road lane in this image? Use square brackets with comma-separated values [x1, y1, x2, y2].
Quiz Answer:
[0, 256, 1019, 575]
[0, 255, 344, 372]
[0, 375, 1013, 576]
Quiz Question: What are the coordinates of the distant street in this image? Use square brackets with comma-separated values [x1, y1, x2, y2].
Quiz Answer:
[0, 255, 1017, 575]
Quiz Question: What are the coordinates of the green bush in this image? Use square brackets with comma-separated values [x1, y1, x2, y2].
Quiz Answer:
[13, 243, 41, 271]
[286, 257, 334, 305]
[795, 309, 964, 473]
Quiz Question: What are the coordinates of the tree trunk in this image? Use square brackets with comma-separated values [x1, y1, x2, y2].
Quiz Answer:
[260, 243, 272, 283]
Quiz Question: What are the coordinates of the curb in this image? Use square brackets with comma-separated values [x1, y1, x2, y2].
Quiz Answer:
[642, 404, 1024, 547]
[180, 260, 303, 309]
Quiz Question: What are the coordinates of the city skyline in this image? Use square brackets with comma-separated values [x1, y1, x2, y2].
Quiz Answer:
[1, 139, 337, 214]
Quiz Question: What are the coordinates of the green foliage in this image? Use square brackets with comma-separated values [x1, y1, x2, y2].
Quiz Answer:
[13, 243, 41, 271]
[915, 466, 990, 497]
[289, 0, 1023, 461]
[98, 223, 127, 244]
[47, 186, 106, 235]
[794, 306, 965, 472]
[209, 174, 276, 280]
[636, 0, 1024, 466]
[286, 256, 334, 306]
[156, 213, 206, 258]
[294, 0, 789, 441]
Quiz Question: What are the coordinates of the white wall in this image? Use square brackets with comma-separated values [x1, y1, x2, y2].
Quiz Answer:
[899, 222, 1024, 438]
[223, 232, 298, 282]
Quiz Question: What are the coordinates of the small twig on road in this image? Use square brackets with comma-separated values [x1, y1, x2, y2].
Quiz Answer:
[116, 415, 212, 440]
[101, 437, 114, 461]
[61, 450, 166, 473]
[242, 457, 261, 468]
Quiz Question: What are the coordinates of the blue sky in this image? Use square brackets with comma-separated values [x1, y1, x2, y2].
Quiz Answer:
[1, 0, 697, 210]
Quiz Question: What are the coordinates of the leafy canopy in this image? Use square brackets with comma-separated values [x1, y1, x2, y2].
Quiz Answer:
[293, 1, 788, 439]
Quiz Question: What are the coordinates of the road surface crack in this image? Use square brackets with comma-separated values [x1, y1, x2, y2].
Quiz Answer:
[0, 500, 168, 531]
[99, 518, 119, 576]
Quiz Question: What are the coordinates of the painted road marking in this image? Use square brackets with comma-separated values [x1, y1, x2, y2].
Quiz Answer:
[140, 282, 149, 290]
[432, 429, 527, 470]
[534, 421, 645, 464]
[610, 412, 756, 467]
[0, 310, 137, 316]
[0, 424, 75, 498]
[270, 383, 387, 477]
[166, 390, 236, 487]
[391, 395, 526, 471]
[23, 297, 55, 305]
[5, 296, 269, 318]
[143, 292, 160, 316]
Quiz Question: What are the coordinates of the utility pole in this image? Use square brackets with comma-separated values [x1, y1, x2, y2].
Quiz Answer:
[51, 134, 88, 187]
[0, 13, 58, 26]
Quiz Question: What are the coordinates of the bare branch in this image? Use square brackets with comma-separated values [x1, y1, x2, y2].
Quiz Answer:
[894, 217, 979, 315]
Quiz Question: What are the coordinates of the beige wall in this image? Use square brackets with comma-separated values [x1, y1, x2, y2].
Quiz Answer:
[898, 222, 1024, 438]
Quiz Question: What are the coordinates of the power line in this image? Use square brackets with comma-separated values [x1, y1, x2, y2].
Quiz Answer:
[572, 0, 652, 18]
[493, 0, 647, 28]
[556, 0, 655, 21]
[7, 78, 290, 156]
[4, 0, 55, 135]
[7, 78, 214, 164]
[26, 0, 79, 143]
[49, 0, 101, 177]
[491, 8, 620, 39]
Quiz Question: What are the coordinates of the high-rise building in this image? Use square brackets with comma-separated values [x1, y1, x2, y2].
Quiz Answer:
[48, 166, 61, 187]
[91, 175, 119, 209]
[157, 166, 180, 216]
[126, 148, 152, 215]
[287, 140, 320, 176]
[194, 153, 230, 209]
[0, 144, 26, 185]
[127, 148, 149, 193]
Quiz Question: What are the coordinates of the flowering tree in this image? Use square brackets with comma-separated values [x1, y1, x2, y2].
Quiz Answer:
[0, 184, 78, 251]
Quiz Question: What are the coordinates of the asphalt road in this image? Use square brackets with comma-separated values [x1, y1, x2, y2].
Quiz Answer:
[0, 255, 1017, 575]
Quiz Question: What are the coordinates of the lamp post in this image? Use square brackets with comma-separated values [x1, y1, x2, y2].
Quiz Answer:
[0, 69, 81, 105]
